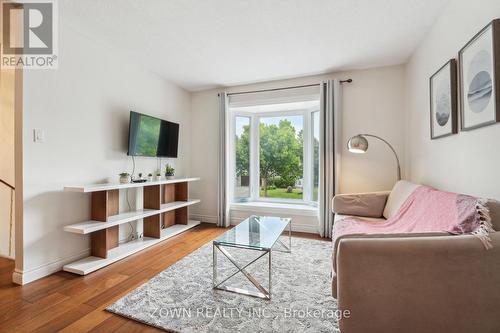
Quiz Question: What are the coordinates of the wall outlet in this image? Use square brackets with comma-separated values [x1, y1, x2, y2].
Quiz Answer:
[34, 129, 46, 143]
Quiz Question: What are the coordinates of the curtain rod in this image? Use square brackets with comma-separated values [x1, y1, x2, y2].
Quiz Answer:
[226, 79, 352, 96]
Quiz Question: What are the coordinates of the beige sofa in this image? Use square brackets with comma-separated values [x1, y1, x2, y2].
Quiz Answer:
[332, 181, 500, 333]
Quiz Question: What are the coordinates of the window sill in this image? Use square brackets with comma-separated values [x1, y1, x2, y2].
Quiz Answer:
[230, 201, 318, 217]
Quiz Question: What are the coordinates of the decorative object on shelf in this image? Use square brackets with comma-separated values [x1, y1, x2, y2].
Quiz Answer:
[155, 171, 162, 181]
[119, 172, 131, 184]
[148, 173, 153, 182]
[459, 19, 500, 131]
[347, 134, 402, 181]
[165, 164, 175, 180]
[132, 172, 147, 183]
[430, 59, 458, 139]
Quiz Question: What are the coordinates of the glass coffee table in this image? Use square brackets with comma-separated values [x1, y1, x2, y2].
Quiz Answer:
[212, 215, 292, 300]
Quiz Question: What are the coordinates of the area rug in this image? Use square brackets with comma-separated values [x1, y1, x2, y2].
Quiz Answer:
[107, 237, 340, 332]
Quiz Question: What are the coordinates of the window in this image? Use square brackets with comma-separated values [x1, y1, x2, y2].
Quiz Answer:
[230, 99, 320, 205]
[259, 115, 304, 200]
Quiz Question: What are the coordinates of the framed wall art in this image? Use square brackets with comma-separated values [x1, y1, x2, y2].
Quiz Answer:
[459, 19, 500, 131]
[430, 59, 458, 139]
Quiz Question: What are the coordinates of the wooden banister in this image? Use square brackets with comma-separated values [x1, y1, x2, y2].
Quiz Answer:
[0, 178, 14, 190]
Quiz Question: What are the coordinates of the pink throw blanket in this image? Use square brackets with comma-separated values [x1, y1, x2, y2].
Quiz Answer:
[333, 186, 494, 249]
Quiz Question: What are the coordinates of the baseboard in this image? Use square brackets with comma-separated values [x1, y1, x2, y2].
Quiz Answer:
[189, 214, 217, 224]
[12, 269, 22, 285]
[293, 224, 319, 234]
[12, 248, 90, 285]
[230, 202, 318, 217]
[190, 214, 318, 234]
[229, 218, 318, 234]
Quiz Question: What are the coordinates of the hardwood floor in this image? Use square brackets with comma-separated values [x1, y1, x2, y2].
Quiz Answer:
[0, 223, 327, 332]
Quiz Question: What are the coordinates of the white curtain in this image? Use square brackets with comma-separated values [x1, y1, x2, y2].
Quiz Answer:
[217, 92, 230, 227]
[319, 80, 342, 238]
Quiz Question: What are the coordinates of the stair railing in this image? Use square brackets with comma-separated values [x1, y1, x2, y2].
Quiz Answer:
[1, 178, 15, 257]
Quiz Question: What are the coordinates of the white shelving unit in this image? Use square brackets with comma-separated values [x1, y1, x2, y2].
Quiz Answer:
[62, 177, 201, 275]
[64, 220, 200, 275]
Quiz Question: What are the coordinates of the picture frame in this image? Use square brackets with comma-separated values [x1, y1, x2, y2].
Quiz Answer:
[429, 59, 458, 139]
[459, 19, 500, 131]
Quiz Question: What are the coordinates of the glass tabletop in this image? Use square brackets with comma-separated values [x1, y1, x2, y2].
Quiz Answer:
[214, 215, 291, 250]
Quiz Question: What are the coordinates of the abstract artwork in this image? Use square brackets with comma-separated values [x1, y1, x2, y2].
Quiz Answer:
[430, 59, 457, 139]
[459, 19, 500, 130]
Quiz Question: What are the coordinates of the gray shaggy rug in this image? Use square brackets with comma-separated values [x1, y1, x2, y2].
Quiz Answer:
[107, 237, 340, 332]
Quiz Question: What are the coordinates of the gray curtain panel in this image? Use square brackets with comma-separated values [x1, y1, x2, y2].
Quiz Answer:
[217, 92, 230, 227]
[319, 80, 341, 238]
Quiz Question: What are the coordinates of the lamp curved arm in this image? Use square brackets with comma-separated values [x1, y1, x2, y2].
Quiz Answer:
[361, 134, 402, 181]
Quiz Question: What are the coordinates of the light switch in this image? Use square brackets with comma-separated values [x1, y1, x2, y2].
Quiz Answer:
[34, 129, 46, 143]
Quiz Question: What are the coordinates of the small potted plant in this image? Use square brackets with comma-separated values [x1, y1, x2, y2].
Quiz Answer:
[147, 173, 153, 182]
[119, 172, 130, 184]
[165, 164, 175, 180]
[138, 172, 143, 180]
[155, 171, 162, 181]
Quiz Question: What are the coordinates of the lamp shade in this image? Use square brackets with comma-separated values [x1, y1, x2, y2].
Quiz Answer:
[347, 135, 369, 153]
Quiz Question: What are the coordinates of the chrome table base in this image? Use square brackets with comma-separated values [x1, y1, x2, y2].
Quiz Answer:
[212, 221, 291, 300]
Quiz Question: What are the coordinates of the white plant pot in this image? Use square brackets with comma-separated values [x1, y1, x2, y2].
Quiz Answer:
[147, 176, 153, 182]
[155, 176, 162, 181]
[119, 175, 130, 184]
[166, 175, 174, 180]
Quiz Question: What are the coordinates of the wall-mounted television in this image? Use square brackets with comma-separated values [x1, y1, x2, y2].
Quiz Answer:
[127, 111, 179, 158]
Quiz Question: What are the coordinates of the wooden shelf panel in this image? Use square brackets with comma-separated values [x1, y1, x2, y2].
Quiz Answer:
[64, 177, 200, 193]
[64, 199, 200, 234]
[63, 220, 201, 275]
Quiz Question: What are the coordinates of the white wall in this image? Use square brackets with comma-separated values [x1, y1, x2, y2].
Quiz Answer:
[405, 0, 500, 199]
[190, 65, 406, 231]
[18, 18, 191, 283]
[340, 66, 406, 193]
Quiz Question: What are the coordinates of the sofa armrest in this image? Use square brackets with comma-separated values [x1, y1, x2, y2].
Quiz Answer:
[336, 233, 500, 333]
[332, 191, 390, 218]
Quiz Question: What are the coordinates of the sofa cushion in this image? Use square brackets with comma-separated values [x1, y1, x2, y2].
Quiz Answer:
[383, 180, 419, 219]
[332, 191, 390, 218]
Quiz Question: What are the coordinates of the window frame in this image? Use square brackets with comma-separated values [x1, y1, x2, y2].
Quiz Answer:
[229, 106, 319, 206]
[311, 110, 320, 203]
[230, 114, 252, 203]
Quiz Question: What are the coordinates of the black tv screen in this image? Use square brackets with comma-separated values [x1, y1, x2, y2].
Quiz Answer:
[127, 111, 179, 157]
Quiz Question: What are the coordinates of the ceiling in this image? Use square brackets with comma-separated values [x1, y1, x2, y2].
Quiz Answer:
[62, 0, 449, 91]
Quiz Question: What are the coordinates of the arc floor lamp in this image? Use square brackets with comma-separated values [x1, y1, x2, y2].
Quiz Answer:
[347, 134, 402, 181]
